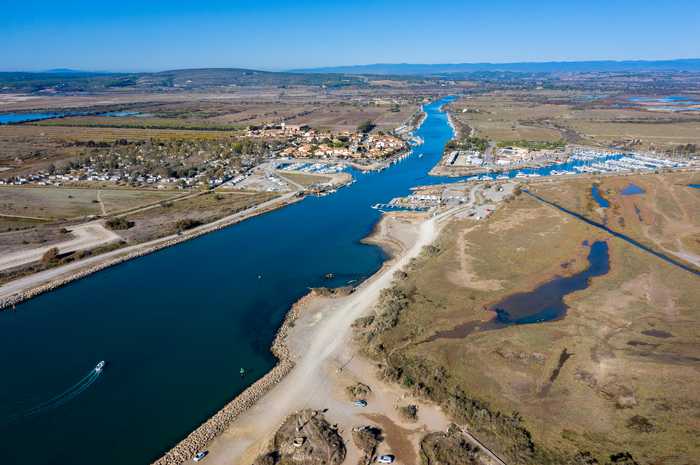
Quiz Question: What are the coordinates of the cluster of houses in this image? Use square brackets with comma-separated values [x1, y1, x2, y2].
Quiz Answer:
[248, 122, 408, 160]
[2, 119, 414, 191]
[0, 156, 246, 190]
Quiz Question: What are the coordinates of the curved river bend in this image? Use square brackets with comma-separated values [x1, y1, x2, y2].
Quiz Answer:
[0, 99, 457, 465]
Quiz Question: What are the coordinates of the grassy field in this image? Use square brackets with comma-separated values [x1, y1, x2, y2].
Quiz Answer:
[450, 90, 700, 152]
[32, 115, 243, 131]
[0, 186, 181, 220]
[118, 190, 278, 243]
[355, 177, 700, 465]
[531, 172, 700, 266]
[0, 215, 49, 233]
[283, 102, 417, 132]
[0, 123, 240, 143]
[450, 92, 574, 143]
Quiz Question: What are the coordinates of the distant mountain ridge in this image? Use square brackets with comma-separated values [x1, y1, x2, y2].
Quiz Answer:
[0, 67, 366, 93]
[291, 59, 700, 75]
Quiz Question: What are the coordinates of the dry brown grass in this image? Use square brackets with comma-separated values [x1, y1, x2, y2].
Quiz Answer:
[0, 186, 180, 220]
[0, 124, 236, 143]
[118, 190, 277, 243]
[360, 179, 700, 464]
[532, 171, 700, 268]
[450, 90, 700, 151]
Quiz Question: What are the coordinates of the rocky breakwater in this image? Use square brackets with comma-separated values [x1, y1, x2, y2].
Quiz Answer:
[0, 196, 301, 311]
[152, 290, 322, 465]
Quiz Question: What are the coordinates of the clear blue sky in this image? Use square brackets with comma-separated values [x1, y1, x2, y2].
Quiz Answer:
[3, 0, 699, 72]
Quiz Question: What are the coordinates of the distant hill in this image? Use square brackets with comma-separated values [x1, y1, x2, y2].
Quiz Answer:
[43, 68, 95, 74]
[291, 59, 700, 75]
[0, 68, 366, 93]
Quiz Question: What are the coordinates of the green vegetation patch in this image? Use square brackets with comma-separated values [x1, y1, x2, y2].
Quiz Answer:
[496, 139, 565, 150]
[445, 136, 489, 153]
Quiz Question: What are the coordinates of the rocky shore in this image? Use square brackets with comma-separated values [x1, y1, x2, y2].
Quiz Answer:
[152, 290, 318, 465]
[151, 213, 414, 465]
[0, 195, 301, 311]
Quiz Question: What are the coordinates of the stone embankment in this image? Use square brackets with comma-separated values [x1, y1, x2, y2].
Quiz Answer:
[152, 291, 320, 465]
[0, 196, 301, 311]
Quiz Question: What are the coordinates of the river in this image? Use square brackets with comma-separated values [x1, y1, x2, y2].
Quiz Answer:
[0, 98, 458, 464]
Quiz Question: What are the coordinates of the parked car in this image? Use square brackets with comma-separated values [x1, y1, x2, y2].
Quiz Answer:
[377, 455, 395, 464]
[353, 399, 368, 407]
[194, 451, 208, 462]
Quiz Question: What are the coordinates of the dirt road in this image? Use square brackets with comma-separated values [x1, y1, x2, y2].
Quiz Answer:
[0, 223, 121, 272]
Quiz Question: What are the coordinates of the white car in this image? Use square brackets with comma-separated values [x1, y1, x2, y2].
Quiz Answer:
[377, 455, 395, 464]
[194, 451, 208, 462]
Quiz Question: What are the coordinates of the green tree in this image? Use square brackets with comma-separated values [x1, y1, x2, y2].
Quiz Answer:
[357, 120, 376, 134]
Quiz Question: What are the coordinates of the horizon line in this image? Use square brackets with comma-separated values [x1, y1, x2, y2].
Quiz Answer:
[1, 56, 699, 75]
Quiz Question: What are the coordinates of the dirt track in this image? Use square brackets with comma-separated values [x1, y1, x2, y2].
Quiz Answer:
[0, 222, 120, 272]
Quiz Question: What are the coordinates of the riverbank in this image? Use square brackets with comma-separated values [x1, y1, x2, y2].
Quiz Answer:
[152, 208, 455, 465]
[0, 192, 301, 310]
[0, 98, 458, 465]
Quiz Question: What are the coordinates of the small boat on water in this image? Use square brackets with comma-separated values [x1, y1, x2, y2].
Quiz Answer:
[240, 368, 246, 377]
[95, 361, 106, 373]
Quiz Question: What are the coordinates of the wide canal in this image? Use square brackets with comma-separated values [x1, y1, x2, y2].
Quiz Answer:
[0, 99, 458, 465]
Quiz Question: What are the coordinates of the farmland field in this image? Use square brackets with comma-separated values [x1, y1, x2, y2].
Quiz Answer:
[0, 186, 181, 220]
[449, 90, 700, 152]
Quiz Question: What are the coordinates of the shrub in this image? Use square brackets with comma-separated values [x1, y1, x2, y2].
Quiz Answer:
[398, 404, 418, 421]
[175, 218, 203, 232]
[105, 217, 134, 230]
[346, 382, 372, 401]
[41, 247, 60, 265]
[357, 120, 376, 134]
[352, 426, 382, 454]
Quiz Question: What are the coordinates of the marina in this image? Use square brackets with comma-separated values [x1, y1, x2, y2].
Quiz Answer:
[457, 150, 690, 182]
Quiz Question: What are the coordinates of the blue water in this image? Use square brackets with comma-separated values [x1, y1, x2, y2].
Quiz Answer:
[591, 184, 610, 208]
[0, 112, 67, 124]
[102, 111, 142, 117]
[621, 183, 645, 196]
[0, 98, 457, 465]
[628, 95, 700, 105]
[627, 96, 700, 112]
[459, 154, 624, 181]
[491, 241, 610, 324]
[0, 110, 139, 124]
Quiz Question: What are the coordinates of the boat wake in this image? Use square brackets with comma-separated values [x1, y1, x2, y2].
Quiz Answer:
[2, 362, 104, 425]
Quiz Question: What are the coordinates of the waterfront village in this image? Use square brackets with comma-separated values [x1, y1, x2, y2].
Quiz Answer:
[0, 121, 409, 192]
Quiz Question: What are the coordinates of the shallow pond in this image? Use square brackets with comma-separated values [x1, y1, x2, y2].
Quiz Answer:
[490, 241, 609, 324]
[621, 183, 645, 196]
[425, 241, 610, 342]
[0, 112, 67, 124]
[591, 184, 610, 208]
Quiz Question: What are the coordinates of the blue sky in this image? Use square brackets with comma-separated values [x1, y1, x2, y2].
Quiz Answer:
[3, 0, 699, 72]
